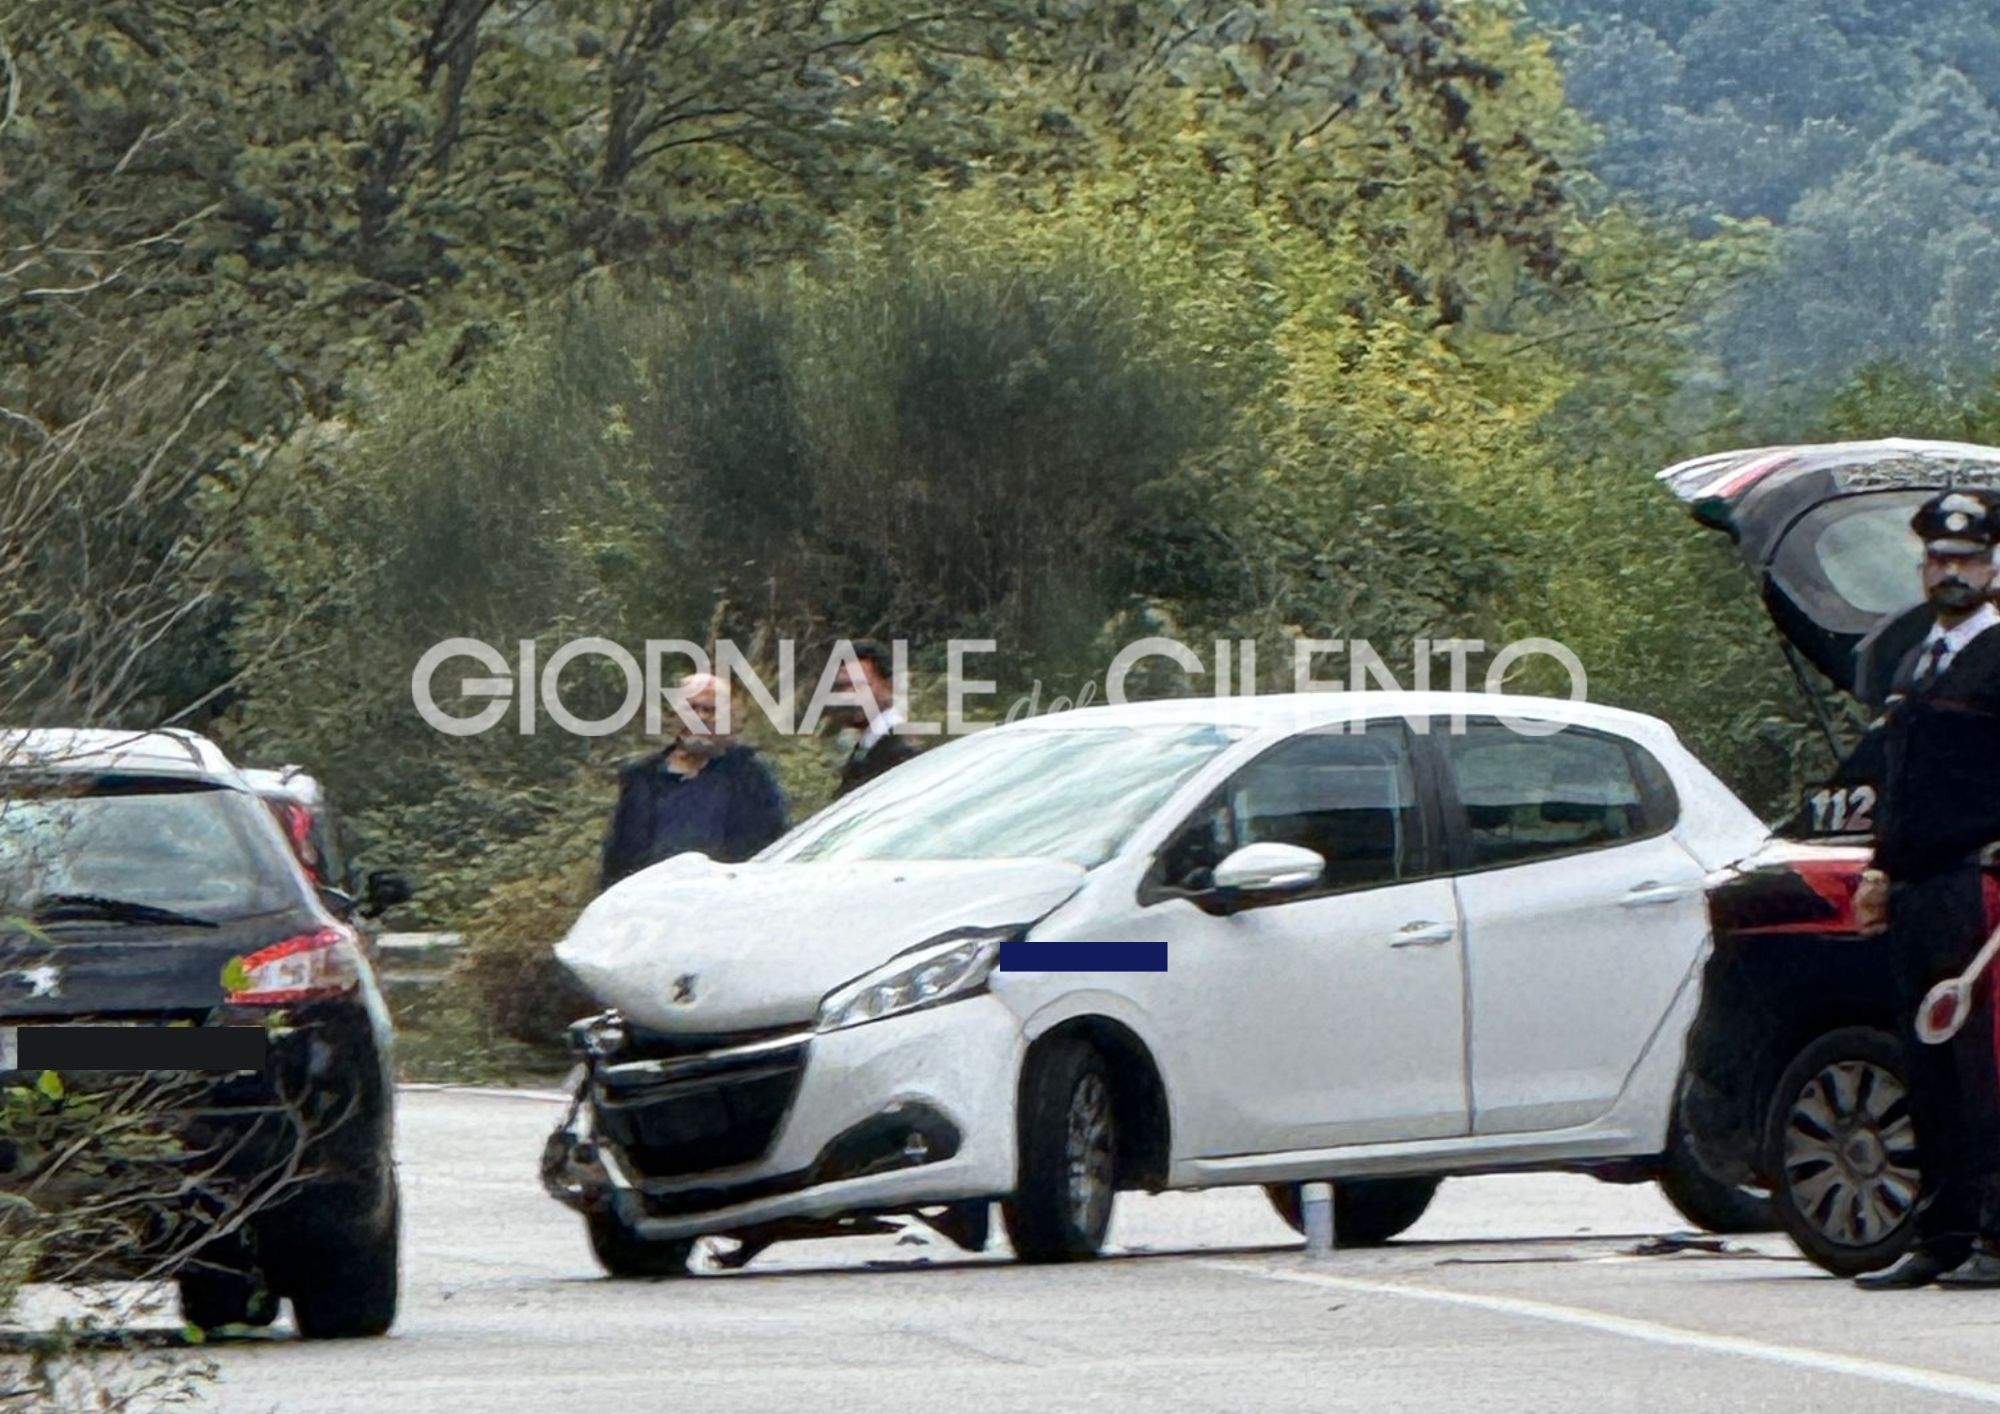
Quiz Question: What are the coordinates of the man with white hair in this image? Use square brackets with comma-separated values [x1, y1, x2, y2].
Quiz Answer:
[598, 672, 788, 889]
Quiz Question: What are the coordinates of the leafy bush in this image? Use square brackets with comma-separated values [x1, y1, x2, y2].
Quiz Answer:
[454, 855, 600, 1049]
[0, 1069, 316, 1408]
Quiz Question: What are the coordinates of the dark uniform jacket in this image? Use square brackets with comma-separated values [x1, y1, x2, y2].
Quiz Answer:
[834, 731, 921, 800]
[1870, 623, 2000, 884]
[599, 746, 789, 890]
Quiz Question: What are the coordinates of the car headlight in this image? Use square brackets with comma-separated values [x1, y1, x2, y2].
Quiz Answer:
[814, 927, 1019, 1034]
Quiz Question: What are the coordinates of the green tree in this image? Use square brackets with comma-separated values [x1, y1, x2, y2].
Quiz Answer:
[0, 0, 1071, 722]
[1529, 0, 2000, 392]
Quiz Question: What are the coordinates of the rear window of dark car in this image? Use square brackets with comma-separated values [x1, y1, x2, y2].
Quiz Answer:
[1770, 492, 1928, 630]
[0, 777, 308, 919]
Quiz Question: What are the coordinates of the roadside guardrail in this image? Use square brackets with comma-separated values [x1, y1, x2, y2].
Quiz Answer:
[371, 930, 464, 1001]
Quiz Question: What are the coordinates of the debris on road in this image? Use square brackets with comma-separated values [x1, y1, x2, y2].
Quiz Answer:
[1625, 1232, 1754, 1258]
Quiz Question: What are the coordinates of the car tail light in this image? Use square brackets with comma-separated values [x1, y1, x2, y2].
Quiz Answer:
[1722, 858, 2000, 938]
[226, 927, 362, 1006]
[1788, 856, 1865, 919]
[1710, 853, 1866, 935]
[267, 799, 327, 884]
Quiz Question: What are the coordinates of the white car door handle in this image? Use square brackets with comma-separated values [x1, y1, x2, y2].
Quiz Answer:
[1391, 921, 1456, 947]
[1621, 881, 1690, 908]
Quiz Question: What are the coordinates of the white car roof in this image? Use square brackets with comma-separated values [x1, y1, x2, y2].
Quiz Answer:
[0, 727, 245, 786]
[997, 690, 1674, 741]
[999, 691, 1764, 873]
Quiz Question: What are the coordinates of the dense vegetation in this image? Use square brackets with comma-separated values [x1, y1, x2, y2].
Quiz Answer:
[1532, 0, 2000, 402]
[6, 2, 1995, 1046]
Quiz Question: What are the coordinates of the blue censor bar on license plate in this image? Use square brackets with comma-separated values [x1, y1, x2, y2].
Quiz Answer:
[1, 1025, 268, 1073]
[998, 940, 1167, 973]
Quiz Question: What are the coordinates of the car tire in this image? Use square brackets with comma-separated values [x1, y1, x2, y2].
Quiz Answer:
[177, 1265, 278, 1332]
[586, 1207, 696, 1279]
[1764, 1025, 1921, 1277]
[1003, 1038, 1118, 1263]
[1262, 1176, 1441, 1246]
[287, 1186, 400, 1339]
[1657, 1121, 1775, 1235]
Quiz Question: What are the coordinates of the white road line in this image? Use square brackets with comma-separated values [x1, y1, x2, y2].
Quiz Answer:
[1200, 1259, 2000, 1407]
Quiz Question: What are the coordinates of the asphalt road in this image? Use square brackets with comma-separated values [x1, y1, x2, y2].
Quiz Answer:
[41, 1089, 2000, 1412]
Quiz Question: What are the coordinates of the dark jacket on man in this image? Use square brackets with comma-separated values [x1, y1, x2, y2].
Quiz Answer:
[1871, 625, 2000, 884]
[834, 731, 921, 800]
[599, 745, 789, 890]
[1869, 614, 2000, 1259]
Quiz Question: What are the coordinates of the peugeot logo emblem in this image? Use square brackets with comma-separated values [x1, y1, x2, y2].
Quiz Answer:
[10, 965, 61, 1000]
[671, 973, 697, 1004]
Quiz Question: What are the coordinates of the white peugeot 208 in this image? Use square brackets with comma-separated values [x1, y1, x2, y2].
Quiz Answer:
[544, 690, 1768, 1275]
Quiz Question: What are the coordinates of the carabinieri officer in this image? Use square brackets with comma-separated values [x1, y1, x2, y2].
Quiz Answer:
[1853, 489, 2000, 1289]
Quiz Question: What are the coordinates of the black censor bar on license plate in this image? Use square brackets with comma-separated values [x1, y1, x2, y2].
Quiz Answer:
[2, 1025, 268, 1073]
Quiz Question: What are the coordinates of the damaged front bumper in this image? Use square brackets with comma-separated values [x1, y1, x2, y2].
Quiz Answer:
[542, 994, 1021, 1243]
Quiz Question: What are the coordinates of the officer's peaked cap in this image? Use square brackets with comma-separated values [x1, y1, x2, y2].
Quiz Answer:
[1912, 489, 2000, 556]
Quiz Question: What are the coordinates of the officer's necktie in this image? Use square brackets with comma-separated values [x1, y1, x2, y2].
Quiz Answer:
[1920, 638, 1951, 685]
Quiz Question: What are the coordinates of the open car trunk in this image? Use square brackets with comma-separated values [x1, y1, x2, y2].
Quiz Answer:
[1658, 439, 2000, 708]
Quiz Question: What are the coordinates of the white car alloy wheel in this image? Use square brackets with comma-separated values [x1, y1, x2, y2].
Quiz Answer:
[1065, 1070, 1117, 1238]
[1005, 1037, 1119, 1263]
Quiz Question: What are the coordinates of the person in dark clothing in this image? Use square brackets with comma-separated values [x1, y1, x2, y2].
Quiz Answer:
[823, 639, 984, 1248]
[599, 672, 789, 890]
[1851, 490, 2000, 1290]
[832, 640, 921, 799]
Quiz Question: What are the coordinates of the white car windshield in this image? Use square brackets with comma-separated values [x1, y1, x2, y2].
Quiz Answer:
[772, 723, 1238, 868]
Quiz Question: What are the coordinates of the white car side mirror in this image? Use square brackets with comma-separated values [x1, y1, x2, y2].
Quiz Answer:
[1211, 842, 1325, 897]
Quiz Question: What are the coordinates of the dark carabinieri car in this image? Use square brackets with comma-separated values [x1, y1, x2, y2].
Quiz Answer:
[1661, 438, 2000, 1276]
[0, 729, 399, 1336]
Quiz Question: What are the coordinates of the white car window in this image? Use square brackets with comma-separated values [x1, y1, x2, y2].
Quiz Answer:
[1153, 723, 1425, 896]
[773, 723, 1236, 868]
[1443, 723, 1660, 868]
[1230, 731, 1418, 891]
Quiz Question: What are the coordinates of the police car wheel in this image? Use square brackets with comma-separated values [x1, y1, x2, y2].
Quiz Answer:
[1765, 1026, 1922, 1277]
